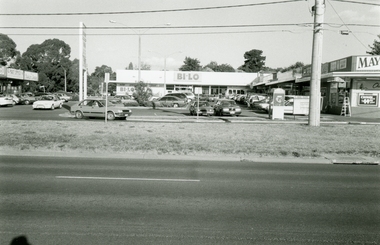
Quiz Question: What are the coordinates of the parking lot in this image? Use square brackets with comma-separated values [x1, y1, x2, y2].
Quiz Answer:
[0, 100, 306, 122]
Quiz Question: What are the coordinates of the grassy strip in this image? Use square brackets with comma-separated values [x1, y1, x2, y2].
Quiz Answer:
[0, 120, 379, 158]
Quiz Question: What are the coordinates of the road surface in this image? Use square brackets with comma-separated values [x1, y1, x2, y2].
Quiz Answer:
[1, 155, 379, 244]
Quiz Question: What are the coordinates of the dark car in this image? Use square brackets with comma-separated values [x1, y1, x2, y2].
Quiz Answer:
[162, 93, 187, 100]
[213, 99, 242, 116]
[189, 101, 215, 116]
[152, 96, 187, 108]
[19, 92, 37, 105]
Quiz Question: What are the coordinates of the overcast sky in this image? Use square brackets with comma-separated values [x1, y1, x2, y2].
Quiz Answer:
[1, 0, 379, 73]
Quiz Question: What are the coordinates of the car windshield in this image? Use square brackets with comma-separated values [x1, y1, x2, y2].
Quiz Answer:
[197, 102, 210, 107]
[222, 101, 236, 106]
[41, 96, 54, 100]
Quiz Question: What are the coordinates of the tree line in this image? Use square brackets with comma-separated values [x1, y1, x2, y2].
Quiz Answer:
[1, 33, 379, 95]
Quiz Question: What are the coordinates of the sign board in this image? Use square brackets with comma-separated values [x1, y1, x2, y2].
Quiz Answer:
[356, 56, 380, 71]
[174, 72, 202, 82]
[293, 96, 310, 115]
[194, 87, 202, 95]
[358, 94, 378, 106]
[24, 71, 38, 81]
[7, 68, 23, 80]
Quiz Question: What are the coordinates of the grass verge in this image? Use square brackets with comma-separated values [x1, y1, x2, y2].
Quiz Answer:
[0, 120, 379, 159]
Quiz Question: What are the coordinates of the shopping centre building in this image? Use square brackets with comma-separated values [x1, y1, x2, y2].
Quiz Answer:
[115, 70, 256, 98]
[250, 55, 380, 118]
[115, 55, 379, 118]
[0, 66, 39, 94]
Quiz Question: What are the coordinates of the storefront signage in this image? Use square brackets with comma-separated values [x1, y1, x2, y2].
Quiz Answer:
[174, 72, 201, 82]
[355, 80, 380, 90]
[24, 71, 38, 81]
[356, 56, 380, 71]
[6, 68, 23, 80]
[358, 94, 378, 106]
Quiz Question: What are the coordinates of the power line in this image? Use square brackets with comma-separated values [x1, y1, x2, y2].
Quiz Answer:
[0, 23, 378, 30]
[327, 0, 370, 50]
[330, 0, 380, 6]
[0, 0, 304, 16]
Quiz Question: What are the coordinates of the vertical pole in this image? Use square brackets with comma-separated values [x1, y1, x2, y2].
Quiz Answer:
[308, 0, 325, 127]
[79, 22, 83, 101]
[164, 57, 167, 96]
[105, 73, 109, 123]
[83, 70, 88, 100]
[138, 35, 141, 83]
[64, 69, 67, 93]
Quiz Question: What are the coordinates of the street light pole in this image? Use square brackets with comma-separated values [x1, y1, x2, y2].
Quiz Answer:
[109, 20, 171, 84]
[63, 68, 67, 92]
[148, 50, 182, 96]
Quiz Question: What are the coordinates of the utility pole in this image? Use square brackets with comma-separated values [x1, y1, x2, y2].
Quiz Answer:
[308, 0, 325, 127]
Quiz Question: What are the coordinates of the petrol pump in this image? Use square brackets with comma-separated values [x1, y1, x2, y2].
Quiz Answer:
[270, 88, 285, 120]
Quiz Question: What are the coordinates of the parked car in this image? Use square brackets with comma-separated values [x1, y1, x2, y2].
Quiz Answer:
[109, 95, 139, 106]
[213, 99, 242, 116]
[152, 96, 187, 108]
[0, 94, 14, 107]
[53, 93, 71, 102]
[5, 94, 20, 105]
[19, 92, 37, 105]
[70, 99, 132, 120]
[143, 96, 160, 107]
[247, 94, 268, 108]
[178, 91, 195, 100]
[163, 93, 188, 101]
[32, 95, 63, 110]
[252, 98, 271, 112]
[189, 101, 215, 116]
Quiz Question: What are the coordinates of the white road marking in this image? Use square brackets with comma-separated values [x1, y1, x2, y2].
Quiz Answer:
[56, 176, 200, 182]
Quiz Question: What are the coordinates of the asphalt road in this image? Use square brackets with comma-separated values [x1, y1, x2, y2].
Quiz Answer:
[1, 155, 379, 244]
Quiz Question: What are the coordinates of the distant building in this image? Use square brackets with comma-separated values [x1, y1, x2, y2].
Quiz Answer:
[115, 70, 257, 97]
[0, 66, 39, 94]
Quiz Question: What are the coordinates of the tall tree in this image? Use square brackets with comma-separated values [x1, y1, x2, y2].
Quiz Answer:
[179, 57, 202, 71]
[239, 49, 266, 73]
[0, 33, 19, 67]
[367, 34, 380, 55]
[126, 62, 134, 70]
[280, 62, 305, 72]
[67, 59, 79, 93]
[204, 61, 235, 72]
[89, 65, 114, 95]
[140, 62, 151, 70]
[19, 39, 71, 92]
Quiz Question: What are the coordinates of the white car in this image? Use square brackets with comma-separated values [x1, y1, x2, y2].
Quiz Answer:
[53, 93, 71, 102]
[32, 95, 63, 110]
[0, 94, 14, 107]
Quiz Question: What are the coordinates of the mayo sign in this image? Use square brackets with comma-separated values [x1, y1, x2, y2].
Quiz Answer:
[174, 72, 201, 82]
[356, 56, 380, 71]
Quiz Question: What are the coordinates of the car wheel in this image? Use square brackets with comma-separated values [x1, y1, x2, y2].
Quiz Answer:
[75, 110, 84, 119]
[107, 111, 116, 120]
[51, 104, 55, 110]
[24, 100, 30, 105]
[173, 103, 179, 108]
